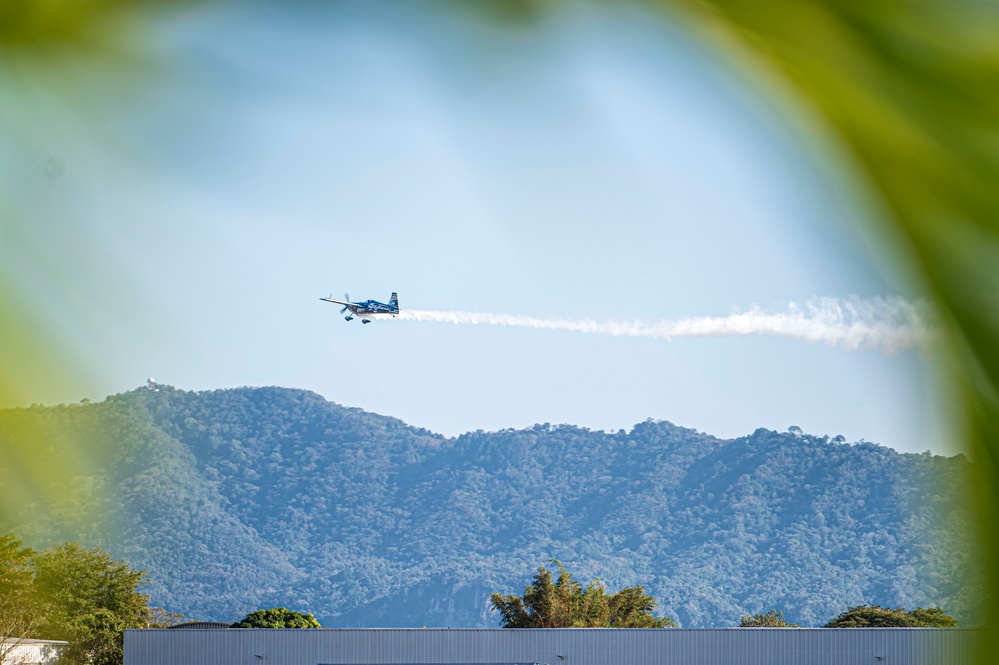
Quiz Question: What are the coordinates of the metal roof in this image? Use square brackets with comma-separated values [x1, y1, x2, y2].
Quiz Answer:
[125, 627, 981, 665]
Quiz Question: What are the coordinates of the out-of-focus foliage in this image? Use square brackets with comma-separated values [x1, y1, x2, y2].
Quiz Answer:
[824, 603, 958, 628]
[1, 0, 997, 650]
[231, 607, 321, 629]
[0, 387, 976, 627]
[491, 560, 675, 628]
[658, 0, 999, 646]
[0, 0, 182, 50]
[0, 0, 157, 547]
[739, 609, 798, 628]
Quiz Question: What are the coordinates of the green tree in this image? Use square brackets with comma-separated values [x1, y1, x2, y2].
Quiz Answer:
[739, 609, 799, 628]
[825, 605, 958, 628]
[32, 542, 153, 665]
[147, 607, 186, 628]
[907, 607, 960, 628]
[230, 608, 321, 628]
[70, 609, 128, 665]
[0, 534, 45, 665]
[490, 560, 675, 628]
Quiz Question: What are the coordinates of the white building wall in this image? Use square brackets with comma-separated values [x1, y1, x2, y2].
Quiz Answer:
[1, 639, 67, 665]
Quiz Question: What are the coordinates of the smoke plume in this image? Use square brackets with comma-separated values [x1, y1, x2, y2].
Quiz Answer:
[398, 296, 933, 354]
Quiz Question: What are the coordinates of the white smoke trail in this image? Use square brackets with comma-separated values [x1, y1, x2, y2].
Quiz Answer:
[397, 296, 934, 354]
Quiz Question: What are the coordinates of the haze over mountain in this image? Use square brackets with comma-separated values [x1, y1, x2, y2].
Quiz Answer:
[0, 386, 976, 627]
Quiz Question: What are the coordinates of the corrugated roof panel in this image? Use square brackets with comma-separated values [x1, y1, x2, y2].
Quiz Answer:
[124, 628, 982, 665]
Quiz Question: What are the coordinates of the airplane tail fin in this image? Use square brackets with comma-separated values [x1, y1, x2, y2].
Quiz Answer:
[389, 292, 399, 313]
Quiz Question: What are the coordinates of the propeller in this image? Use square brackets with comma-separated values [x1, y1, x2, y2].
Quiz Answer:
[340, 293, 350, 314]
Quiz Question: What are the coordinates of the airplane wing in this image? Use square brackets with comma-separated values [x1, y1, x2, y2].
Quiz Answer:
[320, 298, 352, 306]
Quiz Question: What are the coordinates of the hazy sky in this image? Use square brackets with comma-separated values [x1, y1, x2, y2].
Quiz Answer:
[4, 1, 953, 453]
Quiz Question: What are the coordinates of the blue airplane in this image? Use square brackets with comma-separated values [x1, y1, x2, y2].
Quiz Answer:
[321, 292, 399, 324]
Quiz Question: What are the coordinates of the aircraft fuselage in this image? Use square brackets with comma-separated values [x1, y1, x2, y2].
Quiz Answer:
[320, 292, 400, 323]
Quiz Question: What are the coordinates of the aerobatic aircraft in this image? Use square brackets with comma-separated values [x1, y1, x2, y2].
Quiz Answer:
[320, 292, 399, 324]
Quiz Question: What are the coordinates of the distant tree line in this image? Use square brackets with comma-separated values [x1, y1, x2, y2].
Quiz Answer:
[740, 609, 799, 627]
[493, 562, 958, 629]
[1, 388, 973, 628]
[823, 605, 958, 628]
[739, 606, 956, 628]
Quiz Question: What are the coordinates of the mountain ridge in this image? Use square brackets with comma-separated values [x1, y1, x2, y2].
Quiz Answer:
[0, 384, 977, 628]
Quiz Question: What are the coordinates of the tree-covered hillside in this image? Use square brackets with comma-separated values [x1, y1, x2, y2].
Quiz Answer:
[0, 386, 977, 627]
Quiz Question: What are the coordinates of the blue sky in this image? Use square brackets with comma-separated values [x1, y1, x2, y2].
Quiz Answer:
[3, 1, 952, 453]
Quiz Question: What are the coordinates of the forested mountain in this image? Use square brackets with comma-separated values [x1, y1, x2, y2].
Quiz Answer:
[0, 386, 977, 627]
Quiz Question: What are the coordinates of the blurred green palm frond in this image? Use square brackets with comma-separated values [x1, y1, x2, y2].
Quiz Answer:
[0, 0, 172, 49]
[0, 0, 179, 537]
[663, 0, 999, 640]
[2, 0, 998, 648]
